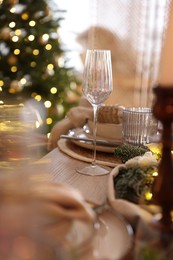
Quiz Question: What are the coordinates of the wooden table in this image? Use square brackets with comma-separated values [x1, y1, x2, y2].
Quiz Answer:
[32, 141, 134, 259]
[36, 143, 110, 206]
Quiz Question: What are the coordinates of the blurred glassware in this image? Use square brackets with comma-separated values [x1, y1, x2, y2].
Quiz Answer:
[0, 103, 46, 168]
[122, 107, 158, 145]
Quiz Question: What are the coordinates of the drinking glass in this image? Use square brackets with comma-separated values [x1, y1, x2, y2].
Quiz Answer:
[77, 49, 113, 176]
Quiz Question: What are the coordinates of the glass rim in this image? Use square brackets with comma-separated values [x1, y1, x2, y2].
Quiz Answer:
[123, 107, 152, 113]
[86, 49, 111, 52]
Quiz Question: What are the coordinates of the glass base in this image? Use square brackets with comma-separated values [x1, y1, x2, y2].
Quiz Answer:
[77, 164, 110, 176]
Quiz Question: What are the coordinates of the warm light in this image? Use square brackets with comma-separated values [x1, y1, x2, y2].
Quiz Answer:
[14, 49, 20, 55]
[42, 34, 49, 41]
[50, 87, 57, 94]
[44, 100, 51, 108]
[145, 192, 153, 201]
[46, 117, 53, 125]
[9, 22, 16, 28]
[15, 29, 22, 36]
[30, 61, 36, 67]
[34, 95, 42, 101]
[10, 7, 16, 13]
[28, 35, 35, 41]
[11, 66, 17, 72]
[21, 13, 29, 20]
[152, 171, 158, 177]
[33, 49, 39, 55]
[20, 78, 27, 85]
[12, 35, 19, 42]
[0, 80, 4, 87]
[45, 44, 52, 50]
[0, 87, 2, 92]
[29, 20, 36, 27]
[47, 64, 54, 70]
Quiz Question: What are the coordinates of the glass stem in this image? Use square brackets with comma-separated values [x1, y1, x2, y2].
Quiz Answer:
[92, 104, 99, 166]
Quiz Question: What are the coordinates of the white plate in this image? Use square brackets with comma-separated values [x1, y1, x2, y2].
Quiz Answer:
[68, 128, 120, 153]
[83, 206, 133, 260]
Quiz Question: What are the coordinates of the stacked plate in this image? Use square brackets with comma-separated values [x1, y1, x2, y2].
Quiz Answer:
[61, 120, 123, 153]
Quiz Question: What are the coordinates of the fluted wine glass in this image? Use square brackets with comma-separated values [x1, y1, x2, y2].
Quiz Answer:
[77, 49, 113, 176]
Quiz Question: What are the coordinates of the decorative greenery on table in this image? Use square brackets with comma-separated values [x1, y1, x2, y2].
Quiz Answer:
[113, 165, 157, 204]
[113, 151, 159, 204]
[114, 144, 150, 163]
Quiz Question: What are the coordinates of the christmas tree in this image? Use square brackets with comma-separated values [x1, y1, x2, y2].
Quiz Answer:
[0, 0, 81, 134]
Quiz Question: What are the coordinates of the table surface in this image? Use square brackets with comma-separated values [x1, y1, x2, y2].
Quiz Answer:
[37, 144, 110, 206]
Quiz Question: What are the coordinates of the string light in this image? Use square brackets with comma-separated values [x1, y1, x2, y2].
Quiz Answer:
[42, 34, 49, 41]
[11, 66, 17, 72]
[50, 87, 57, 94]
[15, 29, 22, 36]
[33, 49, 39, 55]
[46, 118, 52, 125]
[47, 64, 54, 70]
[28, 35, 35, 41]
[45, 44, 52, 50]
[12, 35, 19, 42]
[9, 22, 16, 28]
[29, 20, 36, 27]
[20, 78, 27, 85]
[34, 95, 42, 101]
[0, 80, 4, 87]
[44, 100, 51, 108]
[10, 7, 16, 13]
[14, 49, 20, 55]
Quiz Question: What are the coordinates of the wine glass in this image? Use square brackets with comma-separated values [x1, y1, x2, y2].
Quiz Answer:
[77, 49, 113, 176]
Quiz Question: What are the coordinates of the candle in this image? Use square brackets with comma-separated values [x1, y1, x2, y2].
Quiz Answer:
[159, 3, 173, 86]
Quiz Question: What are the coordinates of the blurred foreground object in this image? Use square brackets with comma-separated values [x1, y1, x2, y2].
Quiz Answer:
[0, 169, 95, 259]
[0, 103, 47, 168]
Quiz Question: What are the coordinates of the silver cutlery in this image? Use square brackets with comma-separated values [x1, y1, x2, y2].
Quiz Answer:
[60, 134, 121, 147]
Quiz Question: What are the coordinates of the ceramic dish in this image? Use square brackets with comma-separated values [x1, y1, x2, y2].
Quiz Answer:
[83, 205, 133, 260]
[67, 128, 120, 153]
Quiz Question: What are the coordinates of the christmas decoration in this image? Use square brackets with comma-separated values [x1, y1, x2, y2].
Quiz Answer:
[0, 0, 81, 134]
